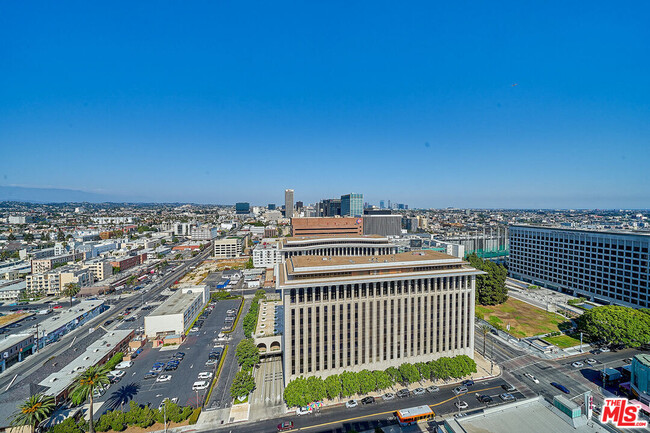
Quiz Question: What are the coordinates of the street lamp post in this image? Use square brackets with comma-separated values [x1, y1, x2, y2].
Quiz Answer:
[162, 401, 167, 433]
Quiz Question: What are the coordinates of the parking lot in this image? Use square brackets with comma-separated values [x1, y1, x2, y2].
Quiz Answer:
[93, 297, 241, 417]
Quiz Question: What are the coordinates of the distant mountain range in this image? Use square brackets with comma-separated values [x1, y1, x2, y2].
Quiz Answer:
[0, 185, 129, 203]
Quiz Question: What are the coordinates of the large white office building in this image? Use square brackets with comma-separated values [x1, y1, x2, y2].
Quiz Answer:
[144, 285, 209, 338]
[278, 249, 482, 384]
[509, 225, 650, 308]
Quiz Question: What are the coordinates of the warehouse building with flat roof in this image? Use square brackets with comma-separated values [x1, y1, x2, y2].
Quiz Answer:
[144, 285, 208, 340]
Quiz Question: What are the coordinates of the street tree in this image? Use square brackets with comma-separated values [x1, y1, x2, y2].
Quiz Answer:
[235, 338, 260, 370]
[399, 363, 421, 384]
[577, 305, 650, 348]
[324, 375, 342, 400]
[71, 365, 111, 433]
[372, 370, 394, 390]
[230, 370, 255, 399]
[466, 253, 508, 305]
[340, 371, 360, 397]
[357, 369, 377, 394]
[63, 282, 80, 307]
[10, 393, 55, 432]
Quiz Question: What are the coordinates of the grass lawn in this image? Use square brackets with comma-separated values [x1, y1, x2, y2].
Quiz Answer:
[544, 334, 582, 349]
[476, 298, 571, 338]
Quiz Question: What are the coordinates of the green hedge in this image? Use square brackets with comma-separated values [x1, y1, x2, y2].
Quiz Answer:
[283, 354, 477, 407]
[93, 400, 193, 432]
[188, 408, 201, 425]
[242, 290, 266, 337]
[104, 352, 123, 371]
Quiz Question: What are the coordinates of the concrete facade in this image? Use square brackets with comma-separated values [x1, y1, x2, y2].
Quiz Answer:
[213, 237, 243, 258]
[291, 217, 363, 237]
[144, 286, 208, 338]
[509, 225, 650, 308]
[278, 250, 482, 384]
[285, 189, 294, 219]
[280, 235, 397, 260]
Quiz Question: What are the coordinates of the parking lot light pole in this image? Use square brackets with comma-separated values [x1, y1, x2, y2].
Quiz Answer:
[162, 402, 167, 433]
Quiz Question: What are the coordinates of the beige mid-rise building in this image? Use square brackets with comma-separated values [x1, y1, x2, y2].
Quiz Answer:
[278, 249, 483, 384]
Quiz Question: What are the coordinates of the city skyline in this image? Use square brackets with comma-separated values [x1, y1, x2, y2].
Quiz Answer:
[2, 1, 649, 208]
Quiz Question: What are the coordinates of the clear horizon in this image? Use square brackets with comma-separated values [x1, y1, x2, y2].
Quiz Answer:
[1, 1, 649, 208]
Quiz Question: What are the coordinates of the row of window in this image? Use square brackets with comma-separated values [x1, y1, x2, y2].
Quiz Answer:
[288, 291, 471, 375]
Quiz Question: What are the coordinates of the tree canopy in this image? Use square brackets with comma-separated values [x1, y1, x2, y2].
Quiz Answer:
[466, 253, 508, 305]
[577, 305, 650, 348]
[230, 370, 255, 399]
[235, 338, 260, 370]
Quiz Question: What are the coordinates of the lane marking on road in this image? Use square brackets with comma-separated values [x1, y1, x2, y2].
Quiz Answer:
[298, 385, 504, 431]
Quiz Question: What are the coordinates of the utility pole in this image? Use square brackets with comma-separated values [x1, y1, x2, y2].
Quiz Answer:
[35, 323, 39, 352]
[580, 332, 583, 353]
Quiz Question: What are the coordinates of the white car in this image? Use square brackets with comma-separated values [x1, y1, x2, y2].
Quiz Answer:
[198, 372, 213, 380]
[572, 361, 584, 368]
[345, 400, 358, 409]
[413, 387, 426, 395]
[427, 386, 440, 393]
[455, 401, 469, 409]
[110, 369, 126, 378]
[524, 373, 539, 384]
[115, 361, 134, 369]
[157, 374, 172, 383]
[453, 386, 469, 395]
[192, 381, 209, 391]
[585, 358, 597, 365]
[296, 406, 313, 416]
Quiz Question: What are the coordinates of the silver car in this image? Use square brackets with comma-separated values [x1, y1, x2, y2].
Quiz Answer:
[453, 386, 468, 395]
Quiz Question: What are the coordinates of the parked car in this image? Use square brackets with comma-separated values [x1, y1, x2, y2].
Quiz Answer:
[205, 359, 218, 366]
[478, 394, 493, 403]
[192, 381, 209, 391]
[453, 386, 468, 395]
[571, 361, 584, 368]
[110, 370, 125, 378]
[295, 406, 312, 416]
[413, 387, 426, 395]
[277, 421, 294, 431]
[165, 364, 178, 371]
[396, 389, 410, 398]
[115, 361, 133, 369]
[198, 372, 213, 380]
[501, 383, 516, 392]
[361, 396, 375, 405]
[345, 400, 358, 409]
[383, 393, 395, 401]
[426, 386, 440, 393]
[585, 358, 597, 365]
[455, 401, 469, 409]
[500, 393, 516, 401]
[462, 379, 475, 386]
[144, 372, 158, 380]
[550, 382, 570, 394]
[157, 374, 172, 383]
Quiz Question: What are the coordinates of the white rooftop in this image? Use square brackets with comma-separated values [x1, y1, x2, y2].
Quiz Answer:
[0, 333, 32, 352]
[150, 290, 201, 316]
[39, 330, 132, 398]
[35, 300, 105, 336]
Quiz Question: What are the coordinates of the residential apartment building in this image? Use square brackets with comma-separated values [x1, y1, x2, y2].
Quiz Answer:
[190, 226, 219, 241]
[253, 240, 282, 268]
[292, 217, 363, 237]
[509, 225, 650, 308]
[0, 281, 26, 301]
[31, 252, 84, 274]
[278, 249, 482, 384]
[83, 260, 114, 281]
[109, 253, 147, 272]
[26, 266, 94, 295]
[213, 237, 244, 259]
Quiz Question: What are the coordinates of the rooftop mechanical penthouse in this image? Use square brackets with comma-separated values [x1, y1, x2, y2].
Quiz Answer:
[277, 249, 483, 384]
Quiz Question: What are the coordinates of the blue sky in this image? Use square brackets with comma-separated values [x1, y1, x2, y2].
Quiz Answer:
[1, 1, 649, 208]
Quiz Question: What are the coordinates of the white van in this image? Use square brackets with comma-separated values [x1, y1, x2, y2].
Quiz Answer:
[192, 381, 209, 391]
[115, 361, 134, 369]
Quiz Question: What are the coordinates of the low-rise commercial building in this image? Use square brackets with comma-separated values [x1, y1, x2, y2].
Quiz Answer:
[0, 333, 35, 372]
[37, 300, 106, 347]
[109, 253, 147, 272]
[144, 286, 209, 340]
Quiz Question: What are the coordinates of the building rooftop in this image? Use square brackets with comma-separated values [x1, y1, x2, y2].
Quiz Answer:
[36, 300, 105, 336]
[289, 249, 458, 271]
[150, 290, 201, 316]
[635, 353, 650, 367]
[511, 224, 650, 237]
[284, 234, 384, 242]
[0, 280, 26, 292]
[255, 300, 282, 337]
[445, 396, 609, 433]
[38, 330, 133, 398]
[0, 333, 32, 353]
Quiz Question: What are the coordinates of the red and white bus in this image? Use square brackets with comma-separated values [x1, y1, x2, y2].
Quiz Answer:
[396, 405, 435, 426]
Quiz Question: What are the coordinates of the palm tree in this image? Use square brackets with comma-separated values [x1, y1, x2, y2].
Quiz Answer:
[479, 324, 491, 357]
[62, 282, 80, 307]
[10, 393, 56, 432]
[70, 365, 110, 433]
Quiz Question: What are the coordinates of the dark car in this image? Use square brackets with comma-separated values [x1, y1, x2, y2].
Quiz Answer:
[361, 396, 375, 405]
[501, 383, 516, 392]
[550, 382, 570, 394]
[396, 389, 410, 398]
[277, 421, 294, 431]
[165, 364, 177, 371]
[144, 372, 158, 379]
[104, 320, 114, 326]
[477, 394, 493, 403]
[462, 380, 475, 386]
[173, 352, 185, 358]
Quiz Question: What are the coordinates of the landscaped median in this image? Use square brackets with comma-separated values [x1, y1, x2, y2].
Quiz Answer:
[204, 345, 229, 404]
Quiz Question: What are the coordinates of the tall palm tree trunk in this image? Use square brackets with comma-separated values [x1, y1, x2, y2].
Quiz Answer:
[89, 394, 95, 433]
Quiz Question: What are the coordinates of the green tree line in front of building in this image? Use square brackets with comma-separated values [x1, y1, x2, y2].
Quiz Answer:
[466, 253, 508, 305]
[283, 355, 477, 407]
